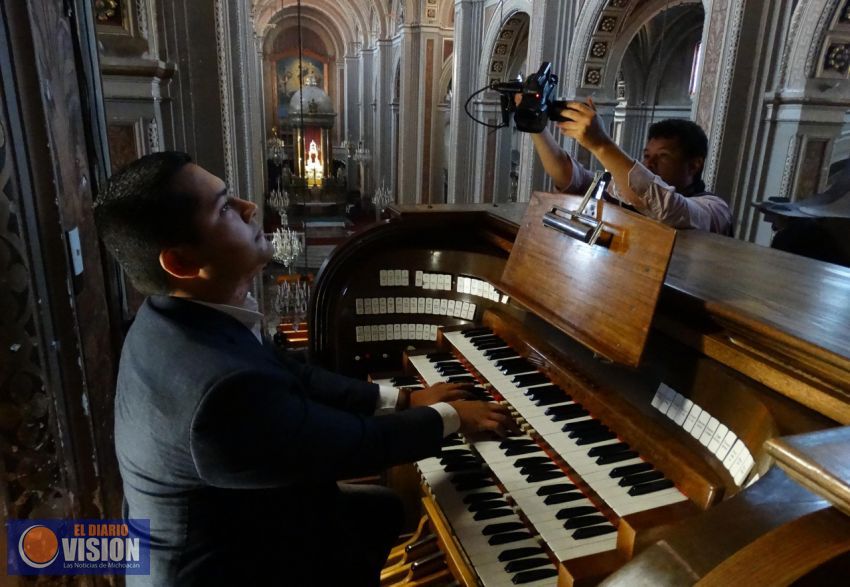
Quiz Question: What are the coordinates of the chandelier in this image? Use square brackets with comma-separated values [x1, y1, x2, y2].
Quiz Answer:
[354, 141, 372, 164]
[373, 181, 392, 220]
[267, 127, 286, 166]
[271, 227, 303, 271]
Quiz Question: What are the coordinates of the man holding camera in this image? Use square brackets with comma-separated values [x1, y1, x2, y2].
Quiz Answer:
[528, 98, 732, 235]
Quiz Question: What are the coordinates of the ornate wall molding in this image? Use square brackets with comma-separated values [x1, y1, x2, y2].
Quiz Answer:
[146, 117, 160, 152]
[779, 133, 803, 201]
[702, 0, 746, 186]
[478, 0, 532, 86]
[0, 105, 70, 522]
[215, 0, 235, 191]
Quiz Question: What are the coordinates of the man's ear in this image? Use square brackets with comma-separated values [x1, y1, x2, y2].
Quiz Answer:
[159, 248, 202, 279]
[688, 156, 705, 178]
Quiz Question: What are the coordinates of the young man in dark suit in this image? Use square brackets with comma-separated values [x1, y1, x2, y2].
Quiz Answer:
[95, 152, 512, 586]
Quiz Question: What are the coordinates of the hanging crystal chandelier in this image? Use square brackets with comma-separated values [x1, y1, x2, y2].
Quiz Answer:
[373, 181, 393, 220]
[267, 127, 286, 166]
[353, 140, 371, 164]
[271, 227, 303, 271]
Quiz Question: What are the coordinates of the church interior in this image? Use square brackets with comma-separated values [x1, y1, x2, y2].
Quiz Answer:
[2, 0, 850, 585]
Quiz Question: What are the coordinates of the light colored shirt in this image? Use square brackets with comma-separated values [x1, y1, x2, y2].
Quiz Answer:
[183, 296, 460, 436]
[560, 153, 732, 234]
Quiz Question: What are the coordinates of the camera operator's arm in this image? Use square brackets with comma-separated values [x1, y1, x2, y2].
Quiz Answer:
[514, 94, 581, 191]
[556, 99, 644, 209]
[529, 129, 578, 190]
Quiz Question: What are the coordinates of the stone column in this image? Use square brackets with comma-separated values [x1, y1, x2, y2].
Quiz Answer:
[344, 44, 361, 146]
[396, 22, 444, 204]
[344, 45, 361, 192]
[335, 61, 346, 145]
[374, 39, 394, 196]
[693, 0, 798, 240]
[359, 45, 376, 195]
[447, 0, 485, 203]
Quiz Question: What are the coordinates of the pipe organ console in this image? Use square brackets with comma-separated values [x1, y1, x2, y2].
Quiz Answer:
[309, 195, 850, 585]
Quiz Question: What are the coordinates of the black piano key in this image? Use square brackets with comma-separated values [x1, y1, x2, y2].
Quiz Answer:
[436, 362, 466, 370]
[619, 470, 666, 487]
[525, 384, 567, 396]
[461, 326, 491, 337]
[447, 375, 476, 384]
[533, 395, 571, 407]
[596, 451, 639, 465]
[575, 431, 618, 445]
[512, 568, 558, 584]
[498, 546, 545, 562]
[455, 479, 496, 492]
[561, 419, 601, 432]
[444, 461, 484, 472]
[556, 506, 598, 520]
[609, 462, 654, 478]
[513, 373, 549, 387]
[495, 356, 529, 367]
[513, 456, 551, 468]
[505, 445, 543, 456]
[563, 515, 610, 529]
[463, 492, 503, 504]
[425, 351, 454, 360]
[440, 452, 474, 465]
[628, 479, 675, 496]
[519, 464, 559, 476]
[451, 471, 490, 484]
[390, 375, 420, 386]
[468, 500, 510, 512]
[572, 524, 617, 540]
[526, 471, 566, 483]
[502, 364, 536, 376]
[567, 423, 608, 438]
[482, 521, 526, 536]
[485, 348, 518, 359]
[475, 340, 508, 350]
[434, 359, 461, 367]
[488, 531, 533, 546]
[499, 438, 536, 449]
[474, 508, 514, 521]
[587, 442, 631, 457]
[504, 557, 552, 573]
[472, 336, 504, 347]
[536, 483, 577, 496]
[548, 406, 590, 421]
[543, 491, 584, 505]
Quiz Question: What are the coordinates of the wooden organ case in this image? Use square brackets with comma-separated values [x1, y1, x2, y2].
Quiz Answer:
[309, 194, 850, 586]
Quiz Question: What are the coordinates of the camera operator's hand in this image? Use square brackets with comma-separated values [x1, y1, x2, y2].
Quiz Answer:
[449, 400, 516, 437]
[401, 383, 471, 409]
[556, 98, 613, 155]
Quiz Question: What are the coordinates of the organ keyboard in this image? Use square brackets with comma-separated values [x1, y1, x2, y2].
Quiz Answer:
[310, 195, 850, 585]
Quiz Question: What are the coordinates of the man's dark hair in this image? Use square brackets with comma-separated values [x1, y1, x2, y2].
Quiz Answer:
[647, 118, 708, 161]
[94, 151, 199, 295]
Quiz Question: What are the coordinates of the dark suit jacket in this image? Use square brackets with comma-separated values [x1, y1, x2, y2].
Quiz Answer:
[115, 296, 443, 585]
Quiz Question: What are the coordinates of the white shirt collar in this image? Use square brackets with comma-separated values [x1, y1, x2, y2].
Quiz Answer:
[185, 294, 264, 343]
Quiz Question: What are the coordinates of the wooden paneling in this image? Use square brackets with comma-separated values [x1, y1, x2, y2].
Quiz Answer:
[1, 0, 122, 545]
[501, 193, 676, 367]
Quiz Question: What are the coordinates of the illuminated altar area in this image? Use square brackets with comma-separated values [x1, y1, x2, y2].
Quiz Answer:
[283, 75, 336, 190]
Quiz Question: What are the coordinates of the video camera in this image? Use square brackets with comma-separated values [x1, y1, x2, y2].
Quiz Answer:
[490, 62, 571, 134]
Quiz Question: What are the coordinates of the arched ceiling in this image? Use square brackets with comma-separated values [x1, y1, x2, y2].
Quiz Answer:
[253, 0, 390, 52]
[253, 1, 456, 56]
